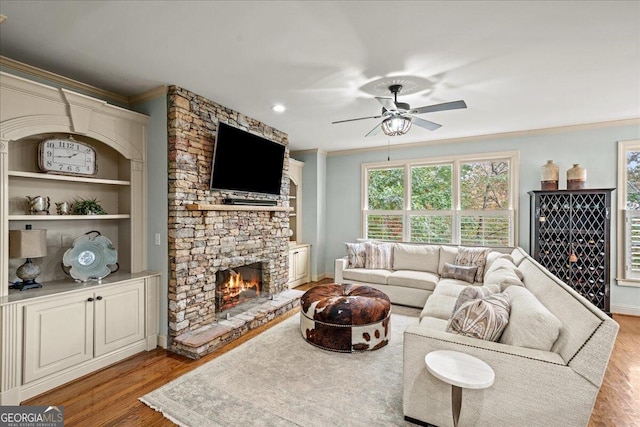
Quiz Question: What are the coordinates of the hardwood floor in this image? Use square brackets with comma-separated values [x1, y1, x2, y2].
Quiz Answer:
[24, 280, 639, 427]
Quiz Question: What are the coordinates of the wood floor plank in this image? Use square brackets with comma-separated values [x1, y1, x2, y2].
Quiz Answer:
[23, 280, 639, 427]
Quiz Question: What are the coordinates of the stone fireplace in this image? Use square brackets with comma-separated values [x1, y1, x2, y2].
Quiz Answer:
[166, 86, 300, 359]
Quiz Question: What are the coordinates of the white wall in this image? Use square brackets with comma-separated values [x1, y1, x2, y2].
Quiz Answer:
[320, 122, 640, 314]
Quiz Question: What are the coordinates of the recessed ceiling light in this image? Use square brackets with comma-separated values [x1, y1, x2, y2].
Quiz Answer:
[272, 104, 286, 113]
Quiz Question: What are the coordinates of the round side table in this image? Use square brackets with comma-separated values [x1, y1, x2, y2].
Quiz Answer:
[425, 350, 495, 427]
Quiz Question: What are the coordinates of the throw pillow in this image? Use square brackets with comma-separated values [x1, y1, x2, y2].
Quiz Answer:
[364, 242, 393, 269]
[446, 292, 511, 342]
[345, 242, 366, 268]
[455, 246, 490, 282]
[453, 284, 501, 313]
[440, 262, 478, 284]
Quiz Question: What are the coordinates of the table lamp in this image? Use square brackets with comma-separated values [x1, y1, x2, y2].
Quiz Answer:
[9, 224, 47, 291]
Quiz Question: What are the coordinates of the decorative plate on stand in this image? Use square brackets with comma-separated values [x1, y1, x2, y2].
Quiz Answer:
[62, 231, 118, 282]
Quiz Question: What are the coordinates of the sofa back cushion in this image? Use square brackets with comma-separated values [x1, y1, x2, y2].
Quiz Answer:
[500, 285, 562, 351]
[393, 243, 440, 273]
[517, 258, 604, 363]
[510, 247, 527, 266]
[438, 246, 459, 275]
[485, 251, 514, 273]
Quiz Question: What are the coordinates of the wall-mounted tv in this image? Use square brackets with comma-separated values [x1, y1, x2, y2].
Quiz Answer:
[210, 122, 286, 196]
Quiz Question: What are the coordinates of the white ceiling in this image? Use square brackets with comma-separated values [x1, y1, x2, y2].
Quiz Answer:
[0, 1, 639, 153]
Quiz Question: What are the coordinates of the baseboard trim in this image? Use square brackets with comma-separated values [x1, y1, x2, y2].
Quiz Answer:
[158, 334, 168, 349]
[611, 304, 640, 316]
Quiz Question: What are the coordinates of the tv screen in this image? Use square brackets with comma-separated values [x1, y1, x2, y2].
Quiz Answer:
[210, 122, 285, 195]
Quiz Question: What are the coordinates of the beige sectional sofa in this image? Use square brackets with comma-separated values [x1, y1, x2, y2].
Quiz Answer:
[334, 243, 619, 427]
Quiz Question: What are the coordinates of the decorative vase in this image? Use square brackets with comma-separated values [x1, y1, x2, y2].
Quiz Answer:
[567, 164, 586, 190]
[540, 160, 559, 190]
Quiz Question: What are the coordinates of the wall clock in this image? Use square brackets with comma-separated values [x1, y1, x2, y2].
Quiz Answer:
[38, 137, 97, 176]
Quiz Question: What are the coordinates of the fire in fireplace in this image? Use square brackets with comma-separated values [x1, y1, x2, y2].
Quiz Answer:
[215, 263, 264, 314]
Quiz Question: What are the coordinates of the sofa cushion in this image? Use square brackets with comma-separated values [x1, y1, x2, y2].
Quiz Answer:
[419, 316, 448, 331]
[446, 292, 511, 342]
[345, 242, 366, 268]
[387, 270, 439, 291]
[484, 267, 524, 291]
[393, 243, 440, 273]
[510, 248, 527, 266]
[485, 257, 524, 279]
[453, 284, 501, 313]
[440, 263, 478, 284]
[342, 268, 392, 285]
[420, 294, 458, 320]
[438, 246, 458, 275]
[485, 251, 514, 273]
[432, 280, 469, 297]
[500, 285, 562, 351]
[364, 242, 393, 269]
[455, 246, 490, 282]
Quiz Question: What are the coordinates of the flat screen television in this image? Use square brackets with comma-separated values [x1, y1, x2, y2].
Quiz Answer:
[210, 122, 286, 195]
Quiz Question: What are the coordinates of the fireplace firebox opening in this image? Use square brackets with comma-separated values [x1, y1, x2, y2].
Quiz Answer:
[215, 262, 268, 316]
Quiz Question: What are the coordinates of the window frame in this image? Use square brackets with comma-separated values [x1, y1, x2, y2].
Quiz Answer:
[617, 139, 640, 287]
[361, 150, 519, 246]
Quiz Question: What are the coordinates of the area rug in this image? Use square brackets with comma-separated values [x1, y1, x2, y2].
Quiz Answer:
[140, 309, 420, 426]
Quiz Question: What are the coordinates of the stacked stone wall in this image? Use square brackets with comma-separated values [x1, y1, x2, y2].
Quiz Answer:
[167, 86, 290, 347]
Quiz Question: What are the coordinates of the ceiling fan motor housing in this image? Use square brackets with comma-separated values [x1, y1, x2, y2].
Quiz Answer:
[382, 102, 410, 114]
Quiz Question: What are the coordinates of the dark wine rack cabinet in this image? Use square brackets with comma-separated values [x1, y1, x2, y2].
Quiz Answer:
[529, 189, 614, 314]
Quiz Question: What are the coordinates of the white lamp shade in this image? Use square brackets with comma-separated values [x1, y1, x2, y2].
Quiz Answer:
[9, 229, 47, 258]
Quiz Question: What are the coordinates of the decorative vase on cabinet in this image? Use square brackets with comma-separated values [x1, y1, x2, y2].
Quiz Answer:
[529, 189, 613, 314]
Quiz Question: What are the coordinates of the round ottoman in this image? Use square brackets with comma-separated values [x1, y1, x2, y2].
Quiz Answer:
[300, 283, 391, 352]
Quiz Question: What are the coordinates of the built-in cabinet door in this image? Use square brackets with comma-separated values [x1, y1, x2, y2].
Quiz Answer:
[23, 293, 94, 383]
[294, 246, 309, 280]
[94, 281, 145, 357]
[288, 250, 297, 283]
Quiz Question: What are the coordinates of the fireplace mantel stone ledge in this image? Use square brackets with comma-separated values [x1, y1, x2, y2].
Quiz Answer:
[185, 203, 293, 212]
[172, 289, 304, 359]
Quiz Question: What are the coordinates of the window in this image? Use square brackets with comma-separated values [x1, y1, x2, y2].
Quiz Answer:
[618, 140, 640, 286]
[363, 152, 518, 246]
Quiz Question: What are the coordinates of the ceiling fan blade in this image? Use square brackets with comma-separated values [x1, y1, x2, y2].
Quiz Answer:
[376, 97, 397, 112]
[410, 115, 442, 131]
[409, 100, 467, 115]
[365, 122, 383, 137]
[332, 115, 382, 124]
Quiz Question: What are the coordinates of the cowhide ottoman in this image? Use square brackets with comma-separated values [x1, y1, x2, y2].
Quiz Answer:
[300, 283, 391, 352]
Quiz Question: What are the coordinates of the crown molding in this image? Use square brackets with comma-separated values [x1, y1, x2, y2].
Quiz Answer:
[129, 85, 168, 106]
[326, 118, 640, 157]
[0, 56, 129, 105]
[291, 148, 328, 157]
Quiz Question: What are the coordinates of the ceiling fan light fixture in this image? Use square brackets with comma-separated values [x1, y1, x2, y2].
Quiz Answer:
[381, 116, 411, 136]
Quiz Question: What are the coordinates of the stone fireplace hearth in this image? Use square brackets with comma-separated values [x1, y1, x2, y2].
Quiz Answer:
[167, 86, 300, 359]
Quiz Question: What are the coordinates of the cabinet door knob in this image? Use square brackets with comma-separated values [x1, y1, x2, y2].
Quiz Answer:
[96, 296, 103, 300]
[87, 297, 94, 302]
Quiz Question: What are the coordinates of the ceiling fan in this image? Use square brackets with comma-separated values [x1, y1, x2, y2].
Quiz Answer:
[332, 84, 467, 137]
